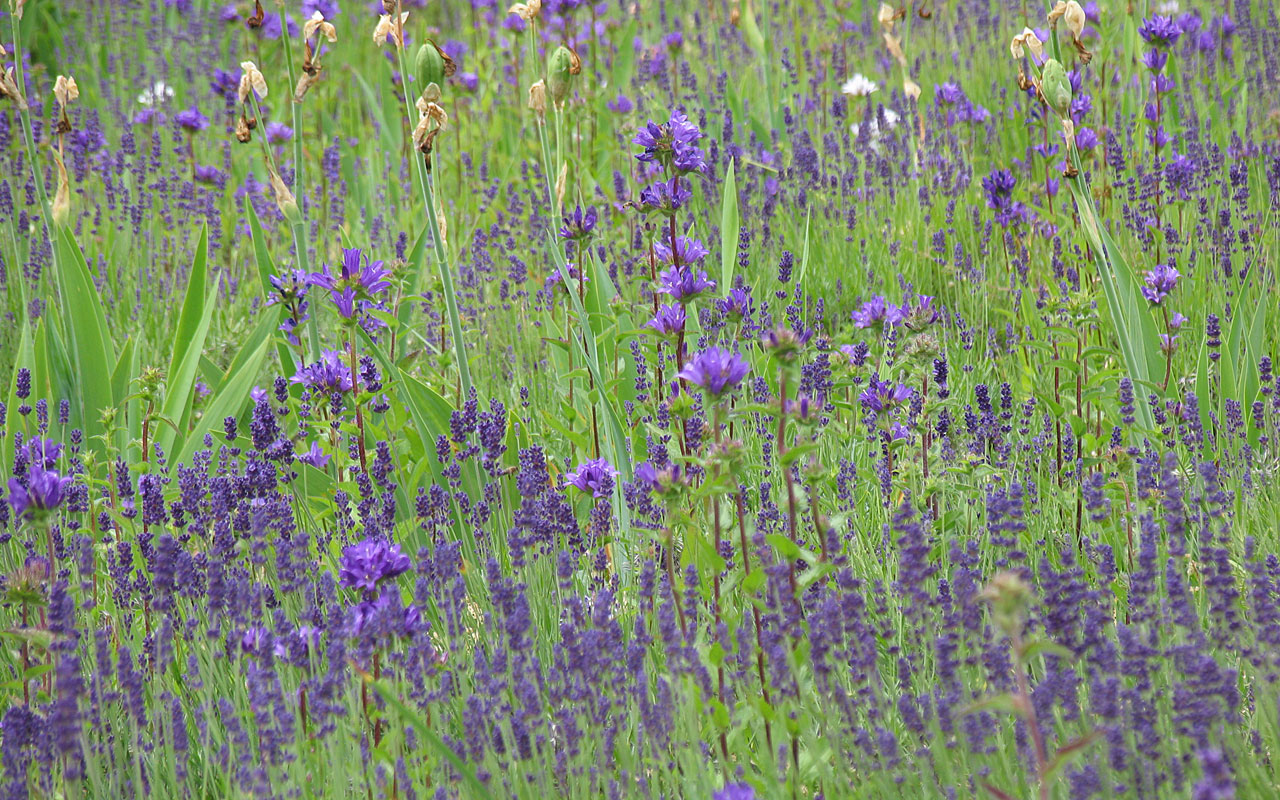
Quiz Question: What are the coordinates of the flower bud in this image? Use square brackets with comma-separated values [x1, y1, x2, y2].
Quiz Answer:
[268, 165, 301, 224]
[1040, 57, 1072, 117]
[546, 46, 578, 108]
[980, 570, 1033, 639]
[51, 155, 70, 228]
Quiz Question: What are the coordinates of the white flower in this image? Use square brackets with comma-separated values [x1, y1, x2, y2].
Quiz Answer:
[850, 108, 901, 153]
[1156, 1, 1179, 14]
[840, 74, 879, 97]
[136, 81, 174, 107]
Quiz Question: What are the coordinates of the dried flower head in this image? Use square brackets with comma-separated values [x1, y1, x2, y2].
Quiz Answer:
[507, 0, 541, 20]
[372, 12, 408, 47]
[528, 79, 547, 117]
[877, 3, 896, 31]
[303, 11, 337, 44]
[1010, 27, 1044, 60]
[1063, 1, 1086, 39]
[267, 165, 300, 223]
[238, 61, 267, 103]
[54, 75, 79, 108]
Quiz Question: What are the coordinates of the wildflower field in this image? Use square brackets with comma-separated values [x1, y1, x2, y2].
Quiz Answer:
[1, 0, 1278, 796]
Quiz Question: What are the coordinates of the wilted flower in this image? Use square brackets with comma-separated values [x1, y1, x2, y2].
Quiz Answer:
[1010, 27, 1044, 60]
[678, 347, 750, 397]
[565, 458, 618, 499]
[237, 62, 267, 102]
[507, 0, 541, 20]
[372, 12, 408, 47]
[53, 75, 78, 108]
[303, 10, 337, 44]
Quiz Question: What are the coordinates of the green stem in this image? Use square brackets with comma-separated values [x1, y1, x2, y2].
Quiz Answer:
[393, 23, 473, 401]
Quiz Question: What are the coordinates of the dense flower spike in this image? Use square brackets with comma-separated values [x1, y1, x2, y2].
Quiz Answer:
[338, 538, 411, 593]
[565, 458, 618, 498]
[633, 111, 706, 174]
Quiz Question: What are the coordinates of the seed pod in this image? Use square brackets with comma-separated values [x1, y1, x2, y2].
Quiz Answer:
[1040, 58, 1072, 118]
[546, 46, 576, 108]
[268, 165, 301, 224]
[415, 41, 447, 88]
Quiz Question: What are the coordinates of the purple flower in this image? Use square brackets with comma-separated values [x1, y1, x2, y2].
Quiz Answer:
[8, 468, 73, 520]
[936, 82, 965, 105]
[565, 458, 618, 499]
[265, 121, 294, 144]
[349, 592, 422, 640]
[1139, 15, 1182, 47]
[859, 377, 912, 414]
[559, 205, 598, 241]
[1141, 264, 1180, 305]
[887, 296, 940, 330]
[1074, 127, 1099, 151]
[633, 111, 705, 173]
[291, 350, 355, 394]
[718, 287, 753, 321]
[678, 346, 750, 396]
[296, 441, 331, 468]
[637, 177, 693, 215]
[851, 295, 889, 329]
[307, 248, 392, 321]
[646, 303, 686, 337]
[607, 94, 633, 113]
[25, 437, 63, 469]
[174, 107, 209, 133]
[194, 165, 226, 185]
[656, 266, 716, 303]
[654, 235, 709, 266]
[339, 538, 411, 593]
[714, 784, 756, 800]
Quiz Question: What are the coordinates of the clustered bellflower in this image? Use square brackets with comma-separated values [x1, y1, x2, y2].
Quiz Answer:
[565, 458, 619, 499]
[291, 350, 356, 394]
[8, 468, 73, 521]
[1142, 264, 1180, 305]
[306, 247, 392, 327]
[632, 111, 706, 174]
[339, 538, 411, 594]
[678, 347, 750, 397]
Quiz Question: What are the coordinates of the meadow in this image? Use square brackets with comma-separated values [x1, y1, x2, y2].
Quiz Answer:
[0, 0, 1278, 797]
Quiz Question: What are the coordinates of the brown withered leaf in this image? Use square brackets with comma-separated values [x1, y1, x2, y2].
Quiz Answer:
[246, 0, 265, 28]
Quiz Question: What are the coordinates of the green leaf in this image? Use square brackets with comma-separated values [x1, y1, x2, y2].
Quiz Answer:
[959, 692, 1022, 718]
[54, 227, 115, 449]
[245, 195, 300, 376]
[765, 533, 802, 561]
[175, 333, 272, 468]
[720, 158, 739, 292]
[369, 680, 495, 800]
[1020, 638, 1076, 663]
[1043, 731, 1103, 785]
[156, 225, 213, 457]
